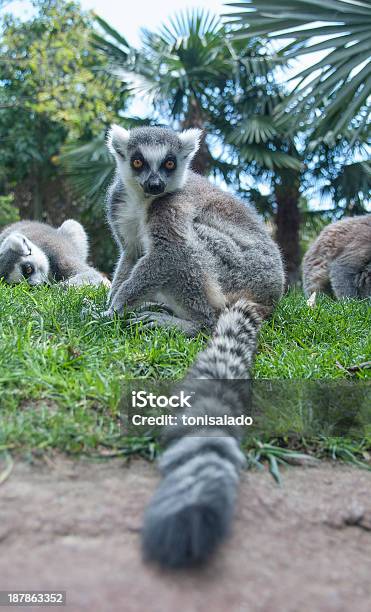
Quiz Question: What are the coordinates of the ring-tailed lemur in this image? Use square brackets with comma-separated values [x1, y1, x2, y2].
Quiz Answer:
[106, 125, 285, 567]
[0, 220, 109, 287]
[303, 215, 371, 299]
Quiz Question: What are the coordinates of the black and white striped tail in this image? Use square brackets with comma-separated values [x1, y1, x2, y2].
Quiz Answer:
[142, 299, 263, 567]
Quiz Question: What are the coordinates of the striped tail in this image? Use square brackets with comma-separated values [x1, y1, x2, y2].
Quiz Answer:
[142, 299, 263, 567]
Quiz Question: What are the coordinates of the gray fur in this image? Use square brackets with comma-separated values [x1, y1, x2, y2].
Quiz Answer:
[0, 220, 105, 286]
[106, 125, 284, 333]
[58, 219, 89, 262]
[303, 215, 371, 299]
[142, 300, 262, 567]
[105, 125, 285, 566]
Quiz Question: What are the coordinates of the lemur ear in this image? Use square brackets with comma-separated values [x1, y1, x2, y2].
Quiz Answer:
[107, 124, 130, 159]
[179, 128, 202, 159]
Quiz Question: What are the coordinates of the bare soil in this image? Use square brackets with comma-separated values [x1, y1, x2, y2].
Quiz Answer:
[1, 458, 371, 612]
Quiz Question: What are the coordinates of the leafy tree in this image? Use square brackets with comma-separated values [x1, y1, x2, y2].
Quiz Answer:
[225, 0, 370, 279]
[0, 0, 126, 221]
[92, 11, 299, 173]
[0, 194, 19, 227]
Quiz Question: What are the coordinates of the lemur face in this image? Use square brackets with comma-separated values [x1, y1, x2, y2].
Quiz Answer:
[128, 146, 179, 196]
[2, 232, 50, 285]
[8, 255, 49, 286]
[107, 125, 202, 199]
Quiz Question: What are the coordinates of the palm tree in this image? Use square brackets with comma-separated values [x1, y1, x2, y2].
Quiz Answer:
[225, 0, 371, 141]
[92, 11, 235, 174]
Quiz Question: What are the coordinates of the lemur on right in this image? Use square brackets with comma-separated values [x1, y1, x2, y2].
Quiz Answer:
[303, 215, 371, 299]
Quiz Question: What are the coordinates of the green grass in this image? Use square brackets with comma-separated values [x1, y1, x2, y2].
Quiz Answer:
[0, 282, 370, 466]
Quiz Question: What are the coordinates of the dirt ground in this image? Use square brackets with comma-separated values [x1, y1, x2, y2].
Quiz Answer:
[1, 458, 371, 612]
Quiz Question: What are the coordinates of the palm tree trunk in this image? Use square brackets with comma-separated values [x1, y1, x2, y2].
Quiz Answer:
[182, 99, 212, 175]
[274, 170, 301, 287]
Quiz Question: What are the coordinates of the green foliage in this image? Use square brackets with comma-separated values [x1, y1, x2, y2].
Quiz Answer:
[0, 194, 19, 227]
[306, 137, 371, 215]
[330, 161, 371, 213]
[60, 135, 115, 208]
[225, 0, 371, 141]
[92, 9, 244, 178]
[94, 10, 231, 121]
[1, 0, 124, 139]
[137, 11, 232, 119]
[0, 0, 127, 269]
[91, 14, 131, 66]
[0, 0, 125, 212]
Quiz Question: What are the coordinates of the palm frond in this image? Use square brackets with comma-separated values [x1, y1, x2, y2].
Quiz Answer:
[232, 115, 278, 144]
[91, 14, 133, 67]
[59, 135, 114, 209]
[234, 142, 302, 170]
[330, 160, 371, 210]
[225, 0, 371, 138]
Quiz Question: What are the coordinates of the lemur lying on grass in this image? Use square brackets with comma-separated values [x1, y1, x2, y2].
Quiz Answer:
[0, 220, 108, 287]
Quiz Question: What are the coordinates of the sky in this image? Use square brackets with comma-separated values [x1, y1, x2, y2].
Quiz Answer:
[80, 0, 228, 46]
[7, 0, 229, 45]
[80, 0, 235, 118]
[5, 0, 317, 83]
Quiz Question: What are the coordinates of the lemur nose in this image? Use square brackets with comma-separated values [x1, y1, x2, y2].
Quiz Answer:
[144, 177, 165, 195]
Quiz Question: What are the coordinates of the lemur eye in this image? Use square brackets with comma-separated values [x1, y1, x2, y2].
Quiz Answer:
[132, 158, 143, 169]
[164, 158, 176, 171]
[21, 262, 34, 277]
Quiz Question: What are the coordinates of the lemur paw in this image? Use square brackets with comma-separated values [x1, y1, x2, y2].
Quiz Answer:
[129, 311, 172, 328]
[102, 307, 116, 318]
[101, 305, 129, 318]
[102, 302, 173, 321]
[1, 232, 32, 257]
[134, 302, 174, 315]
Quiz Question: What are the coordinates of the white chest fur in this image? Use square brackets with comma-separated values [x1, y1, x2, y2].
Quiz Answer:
[116, 188, 151, 256]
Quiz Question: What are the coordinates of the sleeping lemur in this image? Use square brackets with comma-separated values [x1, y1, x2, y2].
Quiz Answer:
[105, 124, 285, 567]
[303, 215, 371, 299]
[0, 220, 108, 287]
